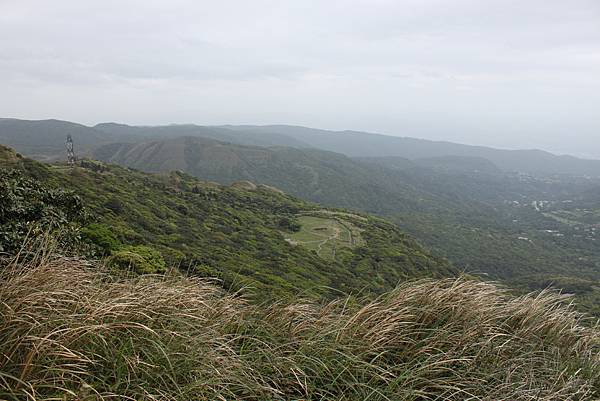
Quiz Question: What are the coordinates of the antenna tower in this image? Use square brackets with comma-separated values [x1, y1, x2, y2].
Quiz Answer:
[66, 134, 76, 165]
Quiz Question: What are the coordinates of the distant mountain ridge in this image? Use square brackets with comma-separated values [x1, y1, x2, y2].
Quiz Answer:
[91, 136, 441, 215]
[2, 118, 600, 176]
[223, 125, 600, 176]
[0, 118, 117, 161]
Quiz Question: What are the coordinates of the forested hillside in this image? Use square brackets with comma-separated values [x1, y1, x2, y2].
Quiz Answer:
[88, 137, 600, 280]
[5, 144, 598, 400]
[0, 145, 455, 299]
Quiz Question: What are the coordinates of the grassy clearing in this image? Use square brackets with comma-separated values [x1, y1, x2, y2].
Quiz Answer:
[1, 256, 599, 400]
[284, 215, 362, 260]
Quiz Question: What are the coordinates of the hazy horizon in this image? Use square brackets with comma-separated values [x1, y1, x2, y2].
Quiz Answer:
[2, 1, 599, 158]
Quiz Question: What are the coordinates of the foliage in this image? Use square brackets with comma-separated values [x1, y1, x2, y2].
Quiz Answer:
[3, 140, 600, 313]
[277, 216, 301, 232]
[80, 223, 121, 254]
[0, 168, 86, 254]
[107, 245, 166, 274]
[91, 135, 600, 314]
[58, 164, 456, 297]
[0, 147, 455, 298]
[1, 257, 599, 400]
[85, 136, 600, 287]
[5, 122, 600, 312]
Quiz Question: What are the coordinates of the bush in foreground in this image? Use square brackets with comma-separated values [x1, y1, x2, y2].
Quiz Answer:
[106, 245, 166, 274]
[0, 257, 599, 400]
[0, 169, 86, 254]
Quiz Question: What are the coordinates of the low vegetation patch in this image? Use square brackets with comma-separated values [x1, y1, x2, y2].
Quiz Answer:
[106, 245, 166, 274]
[1, 256, 599, 400]
[283, 215, 363, 260]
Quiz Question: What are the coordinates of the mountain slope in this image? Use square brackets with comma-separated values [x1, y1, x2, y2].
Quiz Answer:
[94, 122, 311, 148]
[4, 118, 600, 308]
[89, 136, 600, 291]
[1, 145, 455, 298]
[91, 136, 451, 215]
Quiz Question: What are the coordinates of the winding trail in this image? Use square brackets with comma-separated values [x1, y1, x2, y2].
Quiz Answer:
[284, 215, 359, 260]
[316, 227, 341, 257]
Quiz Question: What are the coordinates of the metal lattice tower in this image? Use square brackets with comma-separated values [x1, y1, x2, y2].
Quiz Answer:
[66, 134, 76, 165]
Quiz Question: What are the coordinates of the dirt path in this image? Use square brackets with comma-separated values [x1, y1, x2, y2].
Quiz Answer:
[304, 209, 368, 222]
[316, 225, 347, 257]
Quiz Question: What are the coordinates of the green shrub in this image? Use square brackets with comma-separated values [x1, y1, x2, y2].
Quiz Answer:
[0, 168, 86, 254]
[107, 245, 166, 274]
[80, 223, 121, 254]
[79, 159, 107, 173]
[278, 216, 301, 232]
[104, 197, 124, 214]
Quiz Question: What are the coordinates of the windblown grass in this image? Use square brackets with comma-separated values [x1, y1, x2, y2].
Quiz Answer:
[1, 256, 599, 400]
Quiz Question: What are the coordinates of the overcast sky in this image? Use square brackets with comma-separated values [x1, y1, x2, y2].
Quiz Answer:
[1, 0, 599, 157]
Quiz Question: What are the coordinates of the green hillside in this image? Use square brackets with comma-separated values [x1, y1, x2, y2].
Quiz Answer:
[2, 149, 600, 400]
[90, 136, 600, 283]
[91, 136, 446, 215]
[0, 145, 455, 299]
